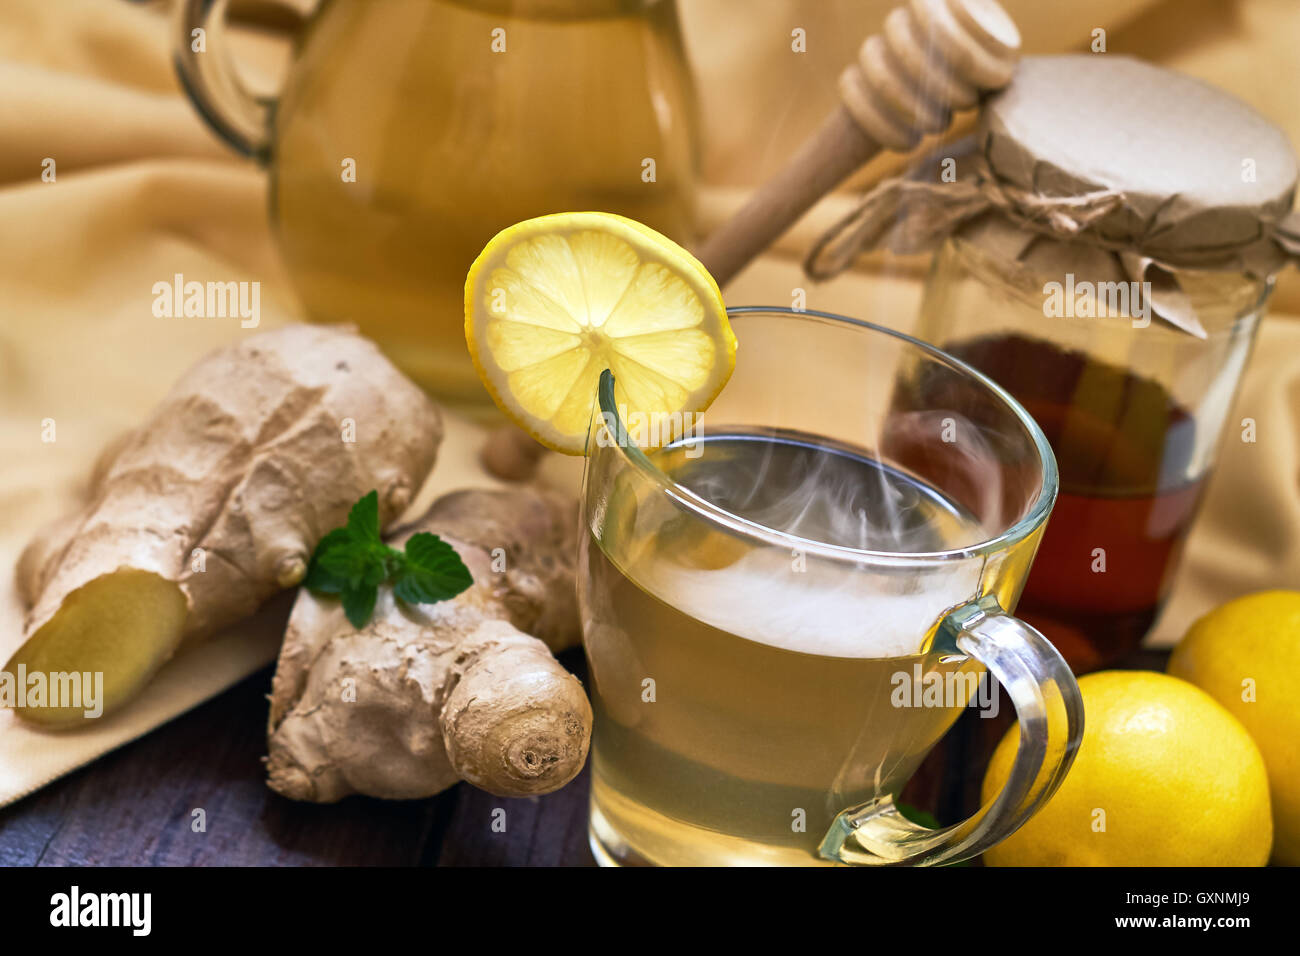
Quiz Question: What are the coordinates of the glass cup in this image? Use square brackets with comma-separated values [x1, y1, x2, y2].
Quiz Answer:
[578, 306, 1083, 866]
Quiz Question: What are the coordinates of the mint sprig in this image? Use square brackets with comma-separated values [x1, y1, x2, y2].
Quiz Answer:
[304, 491, 473, 628]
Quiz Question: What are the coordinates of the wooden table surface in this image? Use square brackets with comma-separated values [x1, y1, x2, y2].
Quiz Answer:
[0, 648, 1169, 867]
[0, 650, 597, 867]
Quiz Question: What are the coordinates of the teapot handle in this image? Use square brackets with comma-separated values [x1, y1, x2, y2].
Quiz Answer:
[174, 0, 311, 160]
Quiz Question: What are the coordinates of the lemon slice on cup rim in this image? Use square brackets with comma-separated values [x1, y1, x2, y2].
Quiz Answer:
[465, 212, 736, 455]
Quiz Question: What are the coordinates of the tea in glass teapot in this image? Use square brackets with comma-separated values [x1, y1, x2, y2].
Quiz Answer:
[177, 0, 698, 413]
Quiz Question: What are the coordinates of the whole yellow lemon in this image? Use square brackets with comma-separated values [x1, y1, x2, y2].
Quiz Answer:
[1168, 590, 1300, 866]
[981, 670, 1271, 866]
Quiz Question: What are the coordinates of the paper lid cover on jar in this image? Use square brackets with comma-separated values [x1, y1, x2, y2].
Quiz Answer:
[982, 55, 1298, 265]
[806, 54, 1300, 336]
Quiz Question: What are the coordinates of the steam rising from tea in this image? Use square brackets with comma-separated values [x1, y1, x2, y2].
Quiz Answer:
[621, 428, 991, 658]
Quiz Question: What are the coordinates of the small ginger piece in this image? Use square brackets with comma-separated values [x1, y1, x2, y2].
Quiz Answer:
[480, 425, 547, 482]
[265, 487, 590, 802]
[7, 324, 442, 726]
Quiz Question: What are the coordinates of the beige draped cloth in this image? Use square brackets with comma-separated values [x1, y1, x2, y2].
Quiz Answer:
[1, 0, 1298, 806]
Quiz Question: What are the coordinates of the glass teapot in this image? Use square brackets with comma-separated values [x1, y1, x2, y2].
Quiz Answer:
[176, 0, 698, 413]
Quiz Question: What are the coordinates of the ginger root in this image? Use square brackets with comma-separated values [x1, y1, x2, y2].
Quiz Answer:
[480, 425, 547, 482]
[265, 487, 590, 802]
[7, 324, 442, 725]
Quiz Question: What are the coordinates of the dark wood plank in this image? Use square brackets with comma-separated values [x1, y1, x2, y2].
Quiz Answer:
[0, 667, 446, 866]
[0, 649, 599, 867]
[434, 764, 595, 866]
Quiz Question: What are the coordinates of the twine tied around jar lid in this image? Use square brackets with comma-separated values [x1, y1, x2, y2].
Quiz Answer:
[806, 54, 1300, 337]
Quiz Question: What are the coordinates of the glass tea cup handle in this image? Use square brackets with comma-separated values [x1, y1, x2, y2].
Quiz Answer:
[820, 595, 1084, 866]
[174, 0, 313, 159]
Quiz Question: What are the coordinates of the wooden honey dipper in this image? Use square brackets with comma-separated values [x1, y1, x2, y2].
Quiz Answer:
[696, 0, 1021, 286]
[482, 0, 1021, 480]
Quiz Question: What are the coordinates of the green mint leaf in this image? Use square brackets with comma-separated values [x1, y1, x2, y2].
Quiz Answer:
[382, 546, 408, 579]
[393, 533, 473, 605]
[303, 561, 346, 595]
[318, 543, 386, 589]
[315, 526, 357, 553]
[362, 549, 389, 588]
[346, 490, 381, 543]
[341, 583, 378, 630]
[304, 527, 359, 594]
[303, 495, 475, 629]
